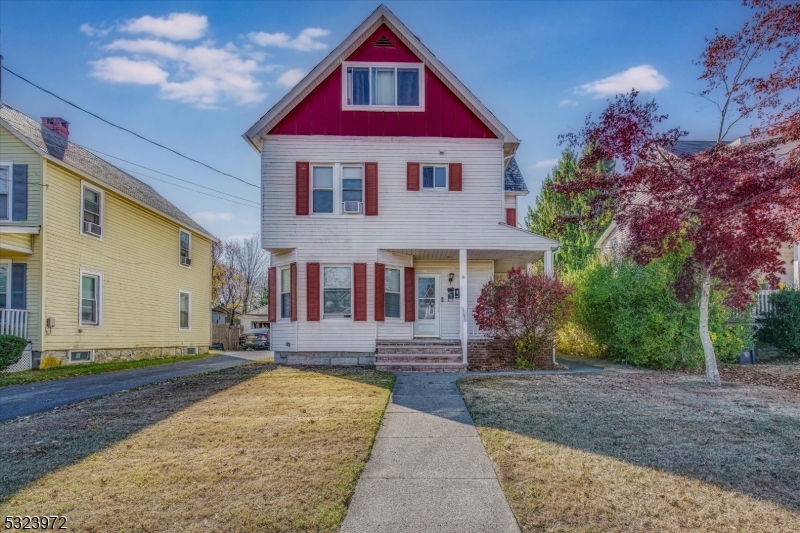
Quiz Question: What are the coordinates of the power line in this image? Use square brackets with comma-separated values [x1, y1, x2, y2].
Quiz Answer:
[116, 165, 259, 209]
[82, 145, 260, 205]
[2, 64, 259, 189]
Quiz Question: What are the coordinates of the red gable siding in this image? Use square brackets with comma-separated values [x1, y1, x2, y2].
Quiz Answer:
[268, 25, 496, 139]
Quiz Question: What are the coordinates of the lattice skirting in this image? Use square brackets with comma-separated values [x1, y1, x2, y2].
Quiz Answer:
[4, 344, 33, 373]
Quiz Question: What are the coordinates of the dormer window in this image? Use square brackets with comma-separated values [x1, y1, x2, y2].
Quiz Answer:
[343, 62, 424, 111]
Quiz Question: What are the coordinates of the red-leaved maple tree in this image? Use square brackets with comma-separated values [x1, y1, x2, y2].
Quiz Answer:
[556, 0, 800, 385]
[473, 268, 573, 368]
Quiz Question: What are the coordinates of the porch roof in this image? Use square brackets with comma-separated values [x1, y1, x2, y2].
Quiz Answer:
[383, 248, 544, 263]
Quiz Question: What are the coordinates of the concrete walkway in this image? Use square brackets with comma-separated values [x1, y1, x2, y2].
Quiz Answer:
[340, 372, 521, 533]
[0, 351, 272, 422]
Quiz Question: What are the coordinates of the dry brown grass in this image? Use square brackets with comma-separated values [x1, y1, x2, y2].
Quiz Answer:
[0, 363, 394, 532]
[459, 365, 800, 533]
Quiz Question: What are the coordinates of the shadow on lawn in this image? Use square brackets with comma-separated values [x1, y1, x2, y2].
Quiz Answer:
[458, 371, 800, 514]
[0, 362, 276, 503]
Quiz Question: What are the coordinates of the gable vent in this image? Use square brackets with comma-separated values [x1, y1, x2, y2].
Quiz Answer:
[374, 35, 395, 48]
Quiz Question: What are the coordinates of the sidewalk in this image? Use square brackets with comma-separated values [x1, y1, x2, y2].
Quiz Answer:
[340, 372, 521, 533]
[0, 352, 271, 422]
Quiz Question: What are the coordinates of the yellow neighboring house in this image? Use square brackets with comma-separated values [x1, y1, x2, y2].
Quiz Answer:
[0, 103, 215, 370]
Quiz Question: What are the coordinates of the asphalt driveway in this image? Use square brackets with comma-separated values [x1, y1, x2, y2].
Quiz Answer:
[0, 352, 271, 422]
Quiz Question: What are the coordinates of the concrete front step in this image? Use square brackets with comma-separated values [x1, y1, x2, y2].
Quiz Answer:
[375, 361, 467, 372]
[376, 354, 463, 363]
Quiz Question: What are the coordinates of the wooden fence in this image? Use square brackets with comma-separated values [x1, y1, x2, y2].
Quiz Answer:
[212, 324, 244, 351]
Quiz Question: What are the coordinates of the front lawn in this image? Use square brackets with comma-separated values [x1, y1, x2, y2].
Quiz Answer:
[0, 352, 220, 388]
[459, 365, 800, 533]
[1, 363, 394, 532]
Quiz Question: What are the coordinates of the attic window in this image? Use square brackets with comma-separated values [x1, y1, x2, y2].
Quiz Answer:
[374, 35, 394, 48]
[342, 62, 424, 111]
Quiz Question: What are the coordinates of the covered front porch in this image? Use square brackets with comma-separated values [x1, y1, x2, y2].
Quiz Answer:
[375, 245, 556, 370]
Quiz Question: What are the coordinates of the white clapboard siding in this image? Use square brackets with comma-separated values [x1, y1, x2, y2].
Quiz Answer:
[260, 136, 556, 253]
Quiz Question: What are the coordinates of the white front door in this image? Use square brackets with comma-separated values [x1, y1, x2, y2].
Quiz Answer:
[414, 274, 439, 337]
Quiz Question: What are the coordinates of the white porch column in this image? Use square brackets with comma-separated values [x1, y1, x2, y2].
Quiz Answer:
[460, 249, 468, 365]
[794, 243, 799, 289]
[544, 249, 554, 277]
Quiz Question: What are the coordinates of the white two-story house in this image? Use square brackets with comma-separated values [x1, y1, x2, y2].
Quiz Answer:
[244, 5, 558, 370]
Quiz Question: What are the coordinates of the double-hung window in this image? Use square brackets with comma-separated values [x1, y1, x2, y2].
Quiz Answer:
[179, 291, 191, 330]
[80, 271, 101, 326]
[280, 268, 291, 319]
[422, 165, 447, 189]
[0, 162, 11, 220]
[179, 229, 192, 267]
[344, 62, 423, 110]
[0, 260, 10, 309]
[385, 267, 401, 319]
[312, 164, 364, 215]
[323, 266, 352, 319]
[82, 184, 103, 238]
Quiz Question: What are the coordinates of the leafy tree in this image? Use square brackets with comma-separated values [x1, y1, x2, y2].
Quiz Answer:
[527, 149, 613, 272]
[473, 268, 574, 368]
[557, 0, 800, 385]
[212, 235, 270, 324]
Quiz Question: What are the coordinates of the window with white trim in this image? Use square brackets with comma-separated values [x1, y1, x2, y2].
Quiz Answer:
[179, 229, 192, 267]
[280, 267, 291, 319]
[80, 272, 101, 326]
[422, 165, 447, 189]
[0, 259, 10, 309]
[82, 185, 103, 238]
[385, 267, 401, 319]
[343, 62, 423, 110]
[323, 266, 352, 319]
[179, 291, 191, 330]
[70, 350, 92, 363]
[312, 164, 364, 215]
[0, 162, 11, 221]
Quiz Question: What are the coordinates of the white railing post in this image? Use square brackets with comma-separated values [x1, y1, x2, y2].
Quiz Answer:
[0, 309, 29, 339]
[459, 249, 468, 366]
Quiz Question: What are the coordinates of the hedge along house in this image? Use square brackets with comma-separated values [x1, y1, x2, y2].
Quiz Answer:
[244, 5, 559, 371]
[0, 102, 215, 370]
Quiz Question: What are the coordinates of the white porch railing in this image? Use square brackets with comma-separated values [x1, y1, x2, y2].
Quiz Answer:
[755, 290, 778, 318]
[0, 309, 29, 338]
[467, 306, 489, 339]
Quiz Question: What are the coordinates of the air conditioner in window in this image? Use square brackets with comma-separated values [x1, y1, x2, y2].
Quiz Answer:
[343, 201, 362, 214]
[83, 220, 102, 237]
[181, 256, 192, 266]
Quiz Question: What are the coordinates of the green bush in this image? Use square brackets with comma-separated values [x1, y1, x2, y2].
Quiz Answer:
[757, 290, 800, 357]
[562, 252, 749, 369]
[0, 334, 28, 371]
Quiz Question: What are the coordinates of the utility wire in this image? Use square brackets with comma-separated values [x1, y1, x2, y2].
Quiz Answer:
[116, 165, 259, 209]
[2, 64, 259, 188]
[82, 145, 260, 205]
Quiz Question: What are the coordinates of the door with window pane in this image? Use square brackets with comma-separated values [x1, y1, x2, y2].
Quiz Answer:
[414, 274, 439, 337]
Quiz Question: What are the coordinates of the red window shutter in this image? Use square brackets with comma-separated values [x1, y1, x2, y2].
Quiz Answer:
[354, 263, 367, 321]
[449, 163, 462, 191]
[307, 262, 320, 321]
[290, 262, 298, 322]
[296, 162, 310, 215]
[268, 266, 277, 323]
[506, 207, 517, 227]
[365, 162, 378, 216]
[375, 263, 385, 322]
[404, 267, 415, 322]
[407, 162, 420, 191]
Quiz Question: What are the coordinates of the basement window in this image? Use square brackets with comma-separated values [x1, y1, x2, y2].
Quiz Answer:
[70, 350, 92, 363]
[343, 62, 424, 111]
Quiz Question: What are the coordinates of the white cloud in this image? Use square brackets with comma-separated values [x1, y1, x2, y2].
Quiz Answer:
[579, 65, 669, 98]
[90, 57, 169, 85]
[276, 68, 306, 89]
[192, 211, 234, 224]
[119, 13, 208, 41]
[80, 23, 111, 38]
[559, 99, 578, 107]
[535, 159, 559, 168]
[91, 37, 269, 107]
[247, 27, 330, 51]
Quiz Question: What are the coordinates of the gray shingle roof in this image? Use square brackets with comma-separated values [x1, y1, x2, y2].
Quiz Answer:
[504, 156, 528, 193]
[0, 103, 215, 240]
[671, 140, 719, 156]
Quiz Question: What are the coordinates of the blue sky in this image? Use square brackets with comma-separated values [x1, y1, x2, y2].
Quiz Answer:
[0, 1, 752, 239]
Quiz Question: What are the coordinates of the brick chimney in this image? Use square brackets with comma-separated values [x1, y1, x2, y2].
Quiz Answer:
[42, 117, 70, 140]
